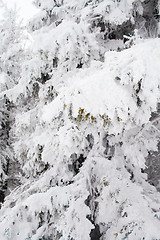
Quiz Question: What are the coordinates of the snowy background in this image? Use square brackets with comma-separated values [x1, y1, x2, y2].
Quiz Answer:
[4, 0, 38, 23]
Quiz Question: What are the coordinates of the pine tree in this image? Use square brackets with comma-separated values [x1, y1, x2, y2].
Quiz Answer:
[0, 1, 160, 240]
[0, 2, 24, 205]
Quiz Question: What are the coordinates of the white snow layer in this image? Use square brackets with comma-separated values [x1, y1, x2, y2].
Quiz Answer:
[0, 38, 160, 240]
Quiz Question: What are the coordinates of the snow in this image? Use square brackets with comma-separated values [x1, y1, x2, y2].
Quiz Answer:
[42, 39, 160, 135]
[0, 0, 160, 240]
[5, 0, 39, 24]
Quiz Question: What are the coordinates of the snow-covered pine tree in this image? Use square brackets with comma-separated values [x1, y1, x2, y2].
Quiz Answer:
[0, 1, 24, 205]
[0, 2, 24, 89]
[0, 0, 160, 240]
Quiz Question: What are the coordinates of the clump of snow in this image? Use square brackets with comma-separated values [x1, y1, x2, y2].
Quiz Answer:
[42, 39, 160, 134]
